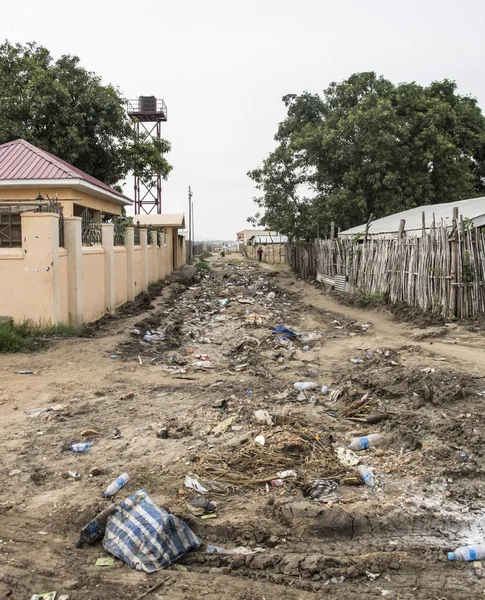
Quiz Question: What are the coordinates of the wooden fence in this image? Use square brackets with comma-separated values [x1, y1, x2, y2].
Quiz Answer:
[287, 210, 485, 318]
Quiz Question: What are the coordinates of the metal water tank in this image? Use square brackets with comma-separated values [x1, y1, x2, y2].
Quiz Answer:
[138, 96, 157, 112]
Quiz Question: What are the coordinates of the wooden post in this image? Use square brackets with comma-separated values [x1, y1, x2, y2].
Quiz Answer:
[421, 211, 426, 236]
[364, 213, 374, 244]
[330, 221, 335, 241]
[398, 219, 406, 238]
[450, 207, 459, 318]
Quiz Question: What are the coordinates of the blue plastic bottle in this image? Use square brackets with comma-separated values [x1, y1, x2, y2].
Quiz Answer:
[448, 544, 485, 561]
[104, 473, 130, 497]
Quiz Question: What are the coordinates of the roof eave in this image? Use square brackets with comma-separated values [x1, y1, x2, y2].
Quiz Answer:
[0, 178, 132, 206]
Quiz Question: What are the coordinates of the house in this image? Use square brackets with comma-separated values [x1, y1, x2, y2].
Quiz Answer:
[236, 229, 277, 244]
[135, 213, 186, 270]
[0, 139, 186, 325]
[249, 234, 288, 245]
[339, 196, 485, 240]
[0, 138, 131, 219]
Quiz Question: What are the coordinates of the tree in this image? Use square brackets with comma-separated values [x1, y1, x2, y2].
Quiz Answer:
[248, 72, 485, 239]
[0, 41, 172, 186]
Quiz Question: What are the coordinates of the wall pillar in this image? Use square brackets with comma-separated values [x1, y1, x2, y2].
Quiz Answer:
[102, 223, 115, 312]
[21, 212, 61, 324]
[140, 228, 148, 290]
[64, 217, 83, 324]
[125, 227, 135, 301]
[151, 231, 158, 283]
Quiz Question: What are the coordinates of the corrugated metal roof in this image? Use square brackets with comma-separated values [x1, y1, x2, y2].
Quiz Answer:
[0, 139, 129, 201]
[250, 234, 288, 243]
[339, 196, 485, 237]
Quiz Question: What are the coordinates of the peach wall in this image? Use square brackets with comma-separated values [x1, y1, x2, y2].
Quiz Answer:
[0, 213, 59, 323]
[134, 247, 142, 296]
[81, 247, 106, 322]
[0, 215, 184, 326]
[114, 248, 128, 307]
[147, 245, 154, 285]
[59, 249, 69, 323]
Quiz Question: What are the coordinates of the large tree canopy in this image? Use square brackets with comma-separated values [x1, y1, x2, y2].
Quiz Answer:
[0, 41, 172, 187]
[248, 72, 485, 240]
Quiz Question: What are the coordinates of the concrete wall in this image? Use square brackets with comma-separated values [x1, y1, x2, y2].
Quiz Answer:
[82, 247, 106, 323]
[0, 214, 186, 325]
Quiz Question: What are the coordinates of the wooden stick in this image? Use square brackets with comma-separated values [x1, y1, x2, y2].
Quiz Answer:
[134, 577, 170, 600]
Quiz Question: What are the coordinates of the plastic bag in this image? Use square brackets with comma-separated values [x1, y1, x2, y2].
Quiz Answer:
[103, 489, 202, 572]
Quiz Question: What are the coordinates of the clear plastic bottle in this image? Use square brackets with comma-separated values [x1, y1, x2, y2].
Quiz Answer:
[75, 504, 117, 547]
[293, 382, 319, 391]
[350, 359, 363, 365]
[69, 442, 94, 453]
[103, 473, 130, 497]
[349, 434, 382, 451]
[448, 544, 485, 561]
[357, 465, 375, 487]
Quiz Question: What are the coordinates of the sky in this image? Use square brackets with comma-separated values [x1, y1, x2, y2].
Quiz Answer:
[2, 0, 485, 240]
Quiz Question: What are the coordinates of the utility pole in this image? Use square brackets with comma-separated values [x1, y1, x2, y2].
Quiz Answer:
[191, 189, 195, 257]
[188, 186, 193, 259]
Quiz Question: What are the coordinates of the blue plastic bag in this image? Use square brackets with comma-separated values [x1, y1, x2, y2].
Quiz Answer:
[103, 489, 202, 572]
[272, 324, 300, 339]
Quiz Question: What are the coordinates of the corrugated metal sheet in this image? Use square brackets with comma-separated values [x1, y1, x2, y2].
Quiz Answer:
[0, 139, 127, 199]
[250, 234, 288, 244]
[340, 196, 485, 237]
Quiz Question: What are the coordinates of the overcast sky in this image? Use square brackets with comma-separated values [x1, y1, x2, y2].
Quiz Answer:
[2, 0, 485, 240]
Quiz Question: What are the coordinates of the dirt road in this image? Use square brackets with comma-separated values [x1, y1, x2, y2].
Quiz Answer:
[1, 255, 485, 599]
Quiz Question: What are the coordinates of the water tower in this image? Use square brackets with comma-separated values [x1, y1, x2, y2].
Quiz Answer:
[127, 96, 168, 214]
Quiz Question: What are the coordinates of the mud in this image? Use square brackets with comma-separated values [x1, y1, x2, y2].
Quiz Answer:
[2, 255, 485, 599]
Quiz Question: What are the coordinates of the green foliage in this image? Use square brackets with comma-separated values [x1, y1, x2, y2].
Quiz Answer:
[195, 261, 211, 271]
[0, 319, 86, 353]
[0, 41, 172, 187]
[249, 72, 485, 240]
[197, 250, 213, 260]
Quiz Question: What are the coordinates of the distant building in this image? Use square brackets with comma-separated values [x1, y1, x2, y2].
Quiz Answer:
[236, 229, 278, 245]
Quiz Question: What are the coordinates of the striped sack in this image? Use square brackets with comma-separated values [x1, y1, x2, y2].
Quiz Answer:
[103, 488, 202, 572]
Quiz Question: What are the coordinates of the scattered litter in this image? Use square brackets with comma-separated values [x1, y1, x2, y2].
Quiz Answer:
[200, 512, 218, 519]
[350, 359, 363, 365]
[95, 557, 115, 567]
[26, 404, 66, 417]
[276, 470, 297, 478]
[16, 370, 33, 374]
[294, 382, 319, 391]
[321, 385, 329, 395]
[30, 594, 56, 600]
[254, 434, 266, 446]
[69, 442, 94, 453]
[246, 312, 263, 325]
[366, 571, 381, 580]
[349, 434, 382, 451]
[335, 447, 360, 467]
[68, 471, 81, 481]
[302, 345, 310, 351]
[304, 479, 339, 502]
[80, 429, 100, 437]
[76, 505, 118, 547]
[267, 292, 276, 299]
[184, 475, 208, 494]
[253, 409, 274, 426]
[270, 478, 285, 487]
[357, 464, 376, 487]
[238, 298, 255, 305]
[213, 415, 236, 434]
[103, 489, 202, 572]
[272, 324, 300, 339]
[104, 473, 130, 497]
[112, 428, 122, 439]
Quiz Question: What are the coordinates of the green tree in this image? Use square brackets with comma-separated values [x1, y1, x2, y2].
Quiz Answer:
[0, 41, 172, 186]
[249, 72, 485, 239]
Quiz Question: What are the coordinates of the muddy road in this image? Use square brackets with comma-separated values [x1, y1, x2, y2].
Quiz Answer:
[2, 255, 485, 600]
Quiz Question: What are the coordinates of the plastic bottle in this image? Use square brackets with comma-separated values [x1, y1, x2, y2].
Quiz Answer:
[75, 504, 117, 547]
[69, 442, 94, 453]
[349, 434, 382, 451]
[293, 382, 319, 391]
[103, 473, 130, 497]
[357, 465, 375, 487]
[321, 385, 329, 395]
[447, 544, 485, 561]
[350, 359, 363, 365]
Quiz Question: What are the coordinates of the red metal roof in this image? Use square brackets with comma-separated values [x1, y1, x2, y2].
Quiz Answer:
[0, 139, 129, 200]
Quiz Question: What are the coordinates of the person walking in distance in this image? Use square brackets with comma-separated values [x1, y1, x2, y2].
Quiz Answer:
[257, 246, 263, 262]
